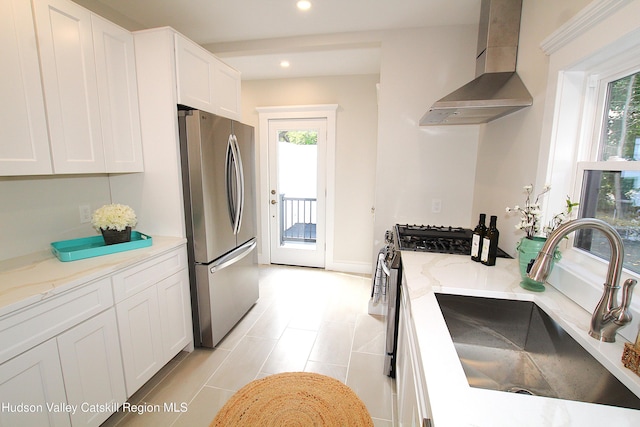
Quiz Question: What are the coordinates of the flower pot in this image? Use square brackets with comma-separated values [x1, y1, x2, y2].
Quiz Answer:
[100, 227, 132, 245]
[516, 236, 561, 292]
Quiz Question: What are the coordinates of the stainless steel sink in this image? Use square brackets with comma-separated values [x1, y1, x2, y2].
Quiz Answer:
[435, 293, 640, 410]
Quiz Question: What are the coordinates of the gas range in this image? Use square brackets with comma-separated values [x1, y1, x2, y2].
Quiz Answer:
[394, 224, 510, 258]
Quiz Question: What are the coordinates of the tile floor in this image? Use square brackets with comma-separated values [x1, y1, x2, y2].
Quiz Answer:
[103, 264, 396, 426]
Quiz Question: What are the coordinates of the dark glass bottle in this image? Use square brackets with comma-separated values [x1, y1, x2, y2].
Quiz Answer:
[470, 213, 486, 262]
[480, 215, 499, 266]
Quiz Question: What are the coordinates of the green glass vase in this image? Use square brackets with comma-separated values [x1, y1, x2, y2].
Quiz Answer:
[516, 236, 561, 292]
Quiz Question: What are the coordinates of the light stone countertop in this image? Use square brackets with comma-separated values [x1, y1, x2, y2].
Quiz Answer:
[0, 236, 187, 318]
[401, 250, 640, 426]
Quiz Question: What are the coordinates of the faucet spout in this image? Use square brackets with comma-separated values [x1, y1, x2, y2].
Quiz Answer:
[527, 218, 634, 342]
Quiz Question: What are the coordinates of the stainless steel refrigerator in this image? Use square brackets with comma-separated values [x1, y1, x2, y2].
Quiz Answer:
[178, 108, 259, 348]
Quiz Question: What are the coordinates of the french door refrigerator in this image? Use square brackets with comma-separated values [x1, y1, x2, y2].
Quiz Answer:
[178, 108, 259, 348]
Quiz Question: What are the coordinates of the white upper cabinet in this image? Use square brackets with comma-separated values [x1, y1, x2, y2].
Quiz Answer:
[91, 14, 144, 173]
[212, 58, 242, 120]
[175, 33, 241, 120]
[175, 34, 215, 111]
[2, 0, 145, 176]
[0, 0, 52, 175]
[32, 0, 105, 174]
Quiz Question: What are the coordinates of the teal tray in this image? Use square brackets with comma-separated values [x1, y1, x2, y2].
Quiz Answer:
[51, 231, 153, 262]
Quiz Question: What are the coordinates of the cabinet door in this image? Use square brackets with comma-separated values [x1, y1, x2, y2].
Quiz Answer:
[57, 309, 126, 427]
[157, 270, 192, 362]
[397, 280, 433, 427]
[116, 286, 164, 396]
[0, 340, 70, 427]
[397, 295, 420, 427]
[0, 0, 52, 175]
[175, 34, 216, 113]
[33, 0, 105, 174]
[212, 58, 241, 120]
[91, 14, 144, 173]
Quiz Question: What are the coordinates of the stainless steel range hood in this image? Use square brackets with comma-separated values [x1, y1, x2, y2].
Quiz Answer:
[420, 0, 532, 126]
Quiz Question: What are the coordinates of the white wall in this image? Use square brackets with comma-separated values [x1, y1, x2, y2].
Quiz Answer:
[471, 0, 593, 256]
[241, 74, 379, 271]
[2, 1, 600, 268]
[72, 0, 144, 31]
[0, 175, 111, 261]
[372, 26, 480, 251]
[0, 24, 479, 270]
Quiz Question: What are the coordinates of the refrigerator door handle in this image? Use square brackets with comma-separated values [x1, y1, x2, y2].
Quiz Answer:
[231, 134, 245, 235]
[209, 238, 257, 274]
[225, 135, 235, 228]
[225, 134, 244, 235]
[225, 135, 240, 234]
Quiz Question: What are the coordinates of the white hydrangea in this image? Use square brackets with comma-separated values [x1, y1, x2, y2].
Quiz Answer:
[92, 204, 137, 231]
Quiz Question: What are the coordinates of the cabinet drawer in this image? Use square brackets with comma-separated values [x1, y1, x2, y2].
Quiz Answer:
[112, 247, 187, 303]
[0, 277, 113, 364]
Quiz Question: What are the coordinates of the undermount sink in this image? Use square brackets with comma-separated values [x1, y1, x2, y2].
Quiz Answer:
[435, 293, 640, 410]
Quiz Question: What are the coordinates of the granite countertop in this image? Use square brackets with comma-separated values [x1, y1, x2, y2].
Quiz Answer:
[0, 236, 187, 318]
[401, 250, 640, 426]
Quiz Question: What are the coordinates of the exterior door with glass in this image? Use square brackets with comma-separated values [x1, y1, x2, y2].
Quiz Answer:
[268, 118, 326, 267]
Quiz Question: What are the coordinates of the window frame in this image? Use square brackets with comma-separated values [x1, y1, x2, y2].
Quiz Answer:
[546, 53, 640, 284]
[538, 0, 640, 345]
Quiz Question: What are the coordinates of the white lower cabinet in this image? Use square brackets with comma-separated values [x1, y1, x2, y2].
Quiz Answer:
[397, 292, 420, 426]
[396, 273, 432, 427]
[57, 309, 126, 427]
[0, 245, 192, 426]
[0, 309, 124, 427]
[0, 340, 70, 427]
[157, 270, 192, 359]
[114, 249, 192, 397]
[116, 268, 192, 396]
[116, 284, 164, 395]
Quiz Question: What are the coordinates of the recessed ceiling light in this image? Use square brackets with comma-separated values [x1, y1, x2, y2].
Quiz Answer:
[280, 60, 290, 68]
[297, 1, 311, 11]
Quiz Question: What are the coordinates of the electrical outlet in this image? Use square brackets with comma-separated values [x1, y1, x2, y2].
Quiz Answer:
[79, 204, 92, 224]
[431, 198, 442, 213]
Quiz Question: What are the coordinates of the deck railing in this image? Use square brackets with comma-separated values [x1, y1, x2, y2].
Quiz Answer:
[280, 195, 317, 243]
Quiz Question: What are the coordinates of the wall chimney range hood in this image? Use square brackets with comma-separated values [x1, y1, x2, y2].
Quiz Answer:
[420, 0, 532, 126]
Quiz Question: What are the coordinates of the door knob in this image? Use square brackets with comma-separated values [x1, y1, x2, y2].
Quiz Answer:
[271, 200, 277, 204]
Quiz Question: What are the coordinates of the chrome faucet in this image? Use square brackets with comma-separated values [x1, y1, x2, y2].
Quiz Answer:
[528, 218, 636, 343]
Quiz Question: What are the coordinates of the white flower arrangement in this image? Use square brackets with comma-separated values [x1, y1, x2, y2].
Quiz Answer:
[506, 184, 578, 238]
[91, 204, 137, 232]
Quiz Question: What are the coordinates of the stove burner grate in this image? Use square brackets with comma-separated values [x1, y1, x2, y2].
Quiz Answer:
[394, 224, 511, 258]
[396, 224, 473, 255]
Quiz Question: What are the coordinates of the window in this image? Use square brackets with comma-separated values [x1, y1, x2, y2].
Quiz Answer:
[576, 70, 640, 274]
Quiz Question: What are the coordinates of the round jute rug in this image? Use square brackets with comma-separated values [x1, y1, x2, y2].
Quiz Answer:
[210, 372, 374, 426]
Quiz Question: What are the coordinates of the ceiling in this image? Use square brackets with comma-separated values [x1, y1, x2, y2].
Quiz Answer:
[86, 0, 481, 79]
